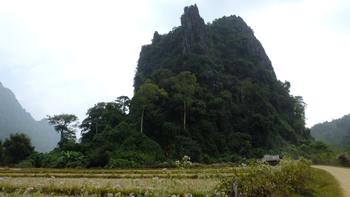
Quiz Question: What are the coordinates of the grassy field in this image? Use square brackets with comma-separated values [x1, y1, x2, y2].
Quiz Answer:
[0, 163, 343, 196]
[0, 167, 229, 196]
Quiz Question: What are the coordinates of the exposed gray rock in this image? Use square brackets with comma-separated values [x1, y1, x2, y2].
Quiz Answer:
[241, 17, 274, 72]
[226, 16, 274, 73]
[181, 4, 208, 54]
[152, 31, 161, 43]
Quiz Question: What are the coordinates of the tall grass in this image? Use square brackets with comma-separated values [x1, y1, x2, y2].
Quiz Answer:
[218, 158, 342, 197]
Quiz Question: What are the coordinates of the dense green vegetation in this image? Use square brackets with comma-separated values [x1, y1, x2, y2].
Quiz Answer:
[130, 4, 312, 163]
[311, 114, 350, 148]
[219, 158, 343, 197]
[310, 114, 350, 166]
[0, 133, 34, 166]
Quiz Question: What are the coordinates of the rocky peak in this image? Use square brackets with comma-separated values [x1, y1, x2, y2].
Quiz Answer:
[181, 4, 208, 54]
[181, 4, 202, 24]
[152, 31, 161, 43]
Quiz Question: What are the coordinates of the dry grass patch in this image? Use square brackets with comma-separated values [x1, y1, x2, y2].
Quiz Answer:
[0, 177, 220, 196]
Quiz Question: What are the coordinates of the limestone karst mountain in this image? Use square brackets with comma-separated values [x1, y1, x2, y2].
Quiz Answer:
[0, 82, 59, 152]
[132, 5, 311, 160]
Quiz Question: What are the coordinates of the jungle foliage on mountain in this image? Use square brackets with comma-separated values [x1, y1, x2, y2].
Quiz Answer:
[311, 114, 350, 148]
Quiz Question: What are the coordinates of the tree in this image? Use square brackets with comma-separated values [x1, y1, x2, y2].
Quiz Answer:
[115, 96, 131, 115]
[291, 96, 306, 133]
[80, 101, 127, 143]
[133, 80, 167, 133]
[3, 133, 34, 164]
[47, 114, 78, 148]
[171, 71, 198, 130]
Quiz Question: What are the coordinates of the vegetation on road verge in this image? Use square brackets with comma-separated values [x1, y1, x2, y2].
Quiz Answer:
[219, 158, 343, 197]
[308, 168, 343, 197]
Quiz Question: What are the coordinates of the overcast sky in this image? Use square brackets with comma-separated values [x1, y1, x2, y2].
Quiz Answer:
[0, 0, 349, 127]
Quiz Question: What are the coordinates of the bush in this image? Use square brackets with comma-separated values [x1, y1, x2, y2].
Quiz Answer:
[337, 153, 350, 166]
[107, 151, 156, 168]
[281, 142, 338, 165]
[175, 155, 192, 168]
[218, 158, 313, 196]
[107, 158, 138, 168]
[41, 150, 88, 168]
[63, 151, 88, 168]
[2, 133, 34, 165]
[172, 136, 202, 162]
[84, 126, 165, 168]
[87, 147, 110, 167]
[15, 159, 33, 168]
[14, 152, 44, 168]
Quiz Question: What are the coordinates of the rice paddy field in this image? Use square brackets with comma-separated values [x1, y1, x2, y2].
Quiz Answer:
[0, 167, 233, 196]
[0, 160, 342, 197]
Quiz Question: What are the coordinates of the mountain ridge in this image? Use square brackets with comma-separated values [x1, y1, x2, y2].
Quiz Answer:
[0, 82, 59, 152]
[311, 114, 350, 147]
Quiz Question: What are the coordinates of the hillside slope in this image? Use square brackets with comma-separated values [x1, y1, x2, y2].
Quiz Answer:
[311, 115, 350, 147]
[0, 82, 59, 152]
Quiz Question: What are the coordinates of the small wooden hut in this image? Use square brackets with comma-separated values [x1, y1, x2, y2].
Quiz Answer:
[262, 155, 280, 165]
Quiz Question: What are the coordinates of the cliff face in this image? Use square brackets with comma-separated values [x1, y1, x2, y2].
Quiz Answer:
[133, 5, 310, 160]
[181, 5, 208, 54]
[0, 82, 59, 152]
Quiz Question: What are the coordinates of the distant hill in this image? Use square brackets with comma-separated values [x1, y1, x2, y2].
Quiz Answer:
[311, 115, 350, 147]
[0, 82, 59, 152]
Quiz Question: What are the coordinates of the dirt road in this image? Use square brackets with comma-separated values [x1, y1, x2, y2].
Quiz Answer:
[313, 165, 350, 197]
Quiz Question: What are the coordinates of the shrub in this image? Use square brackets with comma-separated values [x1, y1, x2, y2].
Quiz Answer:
[107, 158, 138, 168]
[175, 155, 192, 168]
[14, 152, 44, 168]
[41, 150, 88, 168]
[2, 133, 34, 165]
[15, 159, 33, 168]
[63, 151, 89, 168]
[218, 158, 313, 196]
[172, 136, 202, 162]
[107, 151, 155, 168]
[337, 153, 350, 166]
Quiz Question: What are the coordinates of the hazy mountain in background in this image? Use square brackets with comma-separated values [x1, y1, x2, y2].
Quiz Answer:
[0, 82, 59, 152]
[311, 115, 350, 148]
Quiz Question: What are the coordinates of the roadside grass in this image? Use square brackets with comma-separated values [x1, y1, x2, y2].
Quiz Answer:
[218, 159, 344, 197]
[306, 168, 343, 197]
